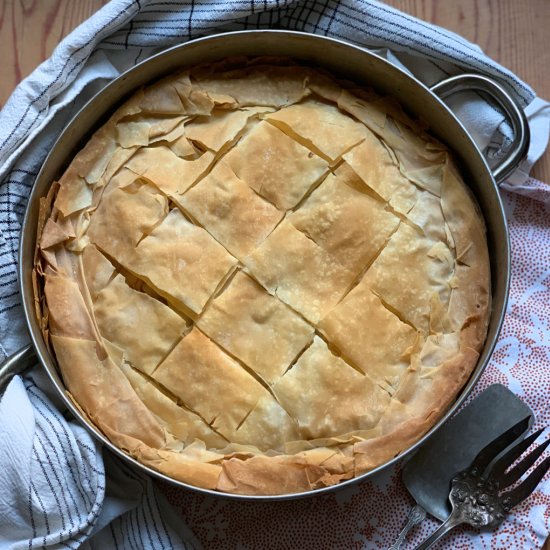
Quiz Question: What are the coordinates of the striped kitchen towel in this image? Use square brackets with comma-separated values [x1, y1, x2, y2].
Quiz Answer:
[0, 1, 549, 548]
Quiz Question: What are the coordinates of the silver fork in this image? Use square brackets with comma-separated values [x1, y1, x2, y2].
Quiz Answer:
[415, 416, 550, 550]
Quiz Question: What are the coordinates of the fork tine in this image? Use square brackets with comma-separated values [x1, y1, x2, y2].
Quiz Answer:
[500, 456, 550, 511]
[489, 428, 545, 482]
[470, 415, 531, 474]
[500, 437, 550, 487]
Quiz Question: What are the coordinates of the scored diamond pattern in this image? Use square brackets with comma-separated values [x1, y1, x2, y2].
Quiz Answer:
[84, 97, 456, 448]
[39, 61, 475, 475]
[82, 77, 456, 448]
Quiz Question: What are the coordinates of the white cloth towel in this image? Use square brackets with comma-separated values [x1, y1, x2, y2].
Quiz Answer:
[1, 1, 549, 548]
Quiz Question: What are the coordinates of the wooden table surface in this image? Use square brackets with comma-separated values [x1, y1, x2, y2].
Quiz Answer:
[1, 0, 549, 181]
[0, 1, 548, 547]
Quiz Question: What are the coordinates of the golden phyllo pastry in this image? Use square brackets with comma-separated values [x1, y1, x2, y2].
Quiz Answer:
[35, 58, 490, 495]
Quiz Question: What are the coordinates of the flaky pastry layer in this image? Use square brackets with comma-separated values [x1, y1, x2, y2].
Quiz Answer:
[35, 57, 490, 495]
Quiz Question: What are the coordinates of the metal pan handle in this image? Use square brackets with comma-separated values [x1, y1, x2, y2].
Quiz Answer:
[0, 344, 36, 393]
[430, 74, 530, 184]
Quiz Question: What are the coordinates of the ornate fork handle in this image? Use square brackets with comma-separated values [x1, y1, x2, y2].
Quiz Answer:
[388, 504, 427, 550]
[415, 472, 508, 550]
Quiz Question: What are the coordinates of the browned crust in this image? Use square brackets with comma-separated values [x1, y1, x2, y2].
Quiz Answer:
[51, 335, 166, 450]
[441, 159, 491, 351]
[34, 57, 491, 495]
[353, 346, 480, 474]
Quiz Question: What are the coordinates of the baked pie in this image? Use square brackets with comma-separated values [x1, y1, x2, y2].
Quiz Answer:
[35, 58, 490, 495]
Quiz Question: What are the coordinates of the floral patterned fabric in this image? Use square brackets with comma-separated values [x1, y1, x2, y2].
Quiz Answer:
[160, 180, 550, 549]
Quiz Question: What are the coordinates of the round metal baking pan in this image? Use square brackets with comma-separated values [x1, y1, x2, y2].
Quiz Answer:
[18, 30, 525, 500]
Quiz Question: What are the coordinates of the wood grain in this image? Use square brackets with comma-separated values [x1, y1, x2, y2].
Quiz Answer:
[0, 0, 109, 106]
